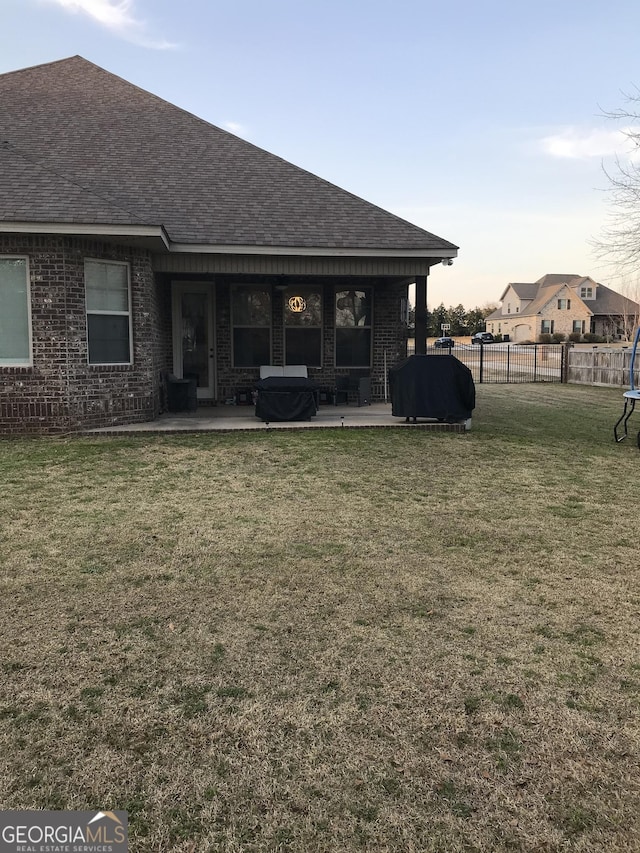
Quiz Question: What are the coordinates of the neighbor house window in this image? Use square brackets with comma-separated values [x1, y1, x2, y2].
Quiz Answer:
[0, 257, 31, 366]
[541, 320, 554, 334]
[507, 303, 511, 313]
[85, 260, 132, 364]
[580, 286, 593, 299]
[284, 287, 322, 366]
[557, 299, 571, 310]
[335, 288, 372, 367]
[573, 320, 585, 334]
[232, 285, 271, 366]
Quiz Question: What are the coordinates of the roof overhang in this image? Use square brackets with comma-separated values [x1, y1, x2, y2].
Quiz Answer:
[167, 242, 457, 259]
[0, 222, 457, 263]
[0, 221, 171, 252]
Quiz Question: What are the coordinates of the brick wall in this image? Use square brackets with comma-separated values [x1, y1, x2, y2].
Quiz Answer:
[212, 276, 408, 402]
[0, 234, 169, 434]
[1, 240, 409, 434]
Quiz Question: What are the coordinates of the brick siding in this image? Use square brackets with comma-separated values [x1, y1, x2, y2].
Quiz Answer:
[1, 238, 409, 434]
[209, 277, 409, 403]
[0, 234, 170, 434]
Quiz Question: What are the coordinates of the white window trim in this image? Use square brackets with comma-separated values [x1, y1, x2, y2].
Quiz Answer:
[85, 258, 133, 366]
[0, 255, 32, 367]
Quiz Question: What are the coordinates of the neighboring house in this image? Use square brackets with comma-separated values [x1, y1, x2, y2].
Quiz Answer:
[0, 57, 457, 434]
[484, 274, 640, 343]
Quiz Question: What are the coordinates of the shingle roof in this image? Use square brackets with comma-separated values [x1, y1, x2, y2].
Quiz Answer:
[535, 274, 581, 287]
[0, 56, 457, 253]
[520, 283, 569, 317]
[499, 282, 539, 301]
[0, 144, 146, 225]
[591, 282, 640, 316]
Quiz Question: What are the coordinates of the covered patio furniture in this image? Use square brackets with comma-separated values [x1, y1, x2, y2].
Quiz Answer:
[255, 376, 318, 422]
[334, 373, 372, 406]
[389, 354, 475, 423]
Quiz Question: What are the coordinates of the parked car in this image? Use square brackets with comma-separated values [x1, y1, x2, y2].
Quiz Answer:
[471, 332, 494, 344]
[434, 336, 455, 348]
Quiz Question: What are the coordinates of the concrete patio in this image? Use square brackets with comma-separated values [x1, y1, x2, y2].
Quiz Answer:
[85, 403, 469, 435]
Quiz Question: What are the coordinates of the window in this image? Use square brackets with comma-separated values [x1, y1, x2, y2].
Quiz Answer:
[85, 260, 132, 364]
[516, 306, 519, 313]
[0, 257, 31, 365]
[573, 320, 585, 334]
[284, 287, 322, 366]
[541, 319, 554, 334]
[557, 299, 571, 310]
[335, 288, 372, 367]
[580, 286, 593, 299]
[507, 303, 511, 313]
[232, 285, 271, 366]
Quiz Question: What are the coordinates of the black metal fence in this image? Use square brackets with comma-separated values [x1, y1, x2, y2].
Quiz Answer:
[406, 342, 568, 384]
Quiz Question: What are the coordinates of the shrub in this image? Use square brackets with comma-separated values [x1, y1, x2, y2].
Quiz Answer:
[584, 333, 605, 344]
[551, 332, 566, 343]
[538, 333, 552, 344]
[568, 332, 582, 343]
[493, 334, 503, 343]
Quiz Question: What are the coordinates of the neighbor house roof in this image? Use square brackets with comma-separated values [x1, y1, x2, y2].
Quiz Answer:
[534, 274, 581, 287]
[493, 273, 639, 320]
[589, 282, 639, 317]
[0, 56, 457, 256]
[520, 284, 578, 317]
[498, 282, 539, 301]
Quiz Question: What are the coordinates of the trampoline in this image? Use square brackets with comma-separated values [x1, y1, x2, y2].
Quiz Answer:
[613, 326, 640, 448]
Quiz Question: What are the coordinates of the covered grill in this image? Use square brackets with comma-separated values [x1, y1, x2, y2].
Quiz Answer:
[389, 354, 475, 422]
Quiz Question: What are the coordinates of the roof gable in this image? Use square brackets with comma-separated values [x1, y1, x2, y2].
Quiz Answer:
[498, 282, 539, 302]
[0, 56, 457, 254]
[534, 273, 582, 287]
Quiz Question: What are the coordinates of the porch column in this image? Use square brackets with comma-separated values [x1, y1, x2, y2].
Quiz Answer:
[414, 273, 428, 355]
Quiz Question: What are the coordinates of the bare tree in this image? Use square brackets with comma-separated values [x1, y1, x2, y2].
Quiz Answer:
[593, 87, 640, 273]
[606, 277, 640, 341]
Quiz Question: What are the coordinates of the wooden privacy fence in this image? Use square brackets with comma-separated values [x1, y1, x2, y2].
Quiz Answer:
[567, 347, 640, 388]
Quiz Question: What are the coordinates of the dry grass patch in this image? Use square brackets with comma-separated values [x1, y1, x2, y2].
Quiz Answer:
[1, 383, 640, 851]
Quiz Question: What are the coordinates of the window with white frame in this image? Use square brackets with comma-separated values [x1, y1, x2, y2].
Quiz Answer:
[0, 257, 31, 366]
[541, 319, 554, 334]
[573, 320, 585, 334]
[557, 298, 571, 310]
[232, 285, 271, 366]
[580, 286, 593, 299]
[335, 288, 372, 367]
[85, 260, 132, 364]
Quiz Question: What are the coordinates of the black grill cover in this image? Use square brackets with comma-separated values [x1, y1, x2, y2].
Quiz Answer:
[255, 376, 318, 421]
[389, 354, 475, 420]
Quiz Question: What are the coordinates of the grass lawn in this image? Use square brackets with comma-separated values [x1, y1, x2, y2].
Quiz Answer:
[1, 383, 640, 852]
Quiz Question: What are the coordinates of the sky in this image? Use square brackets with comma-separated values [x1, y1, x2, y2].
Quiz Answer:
[2, 0, 640, 309]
